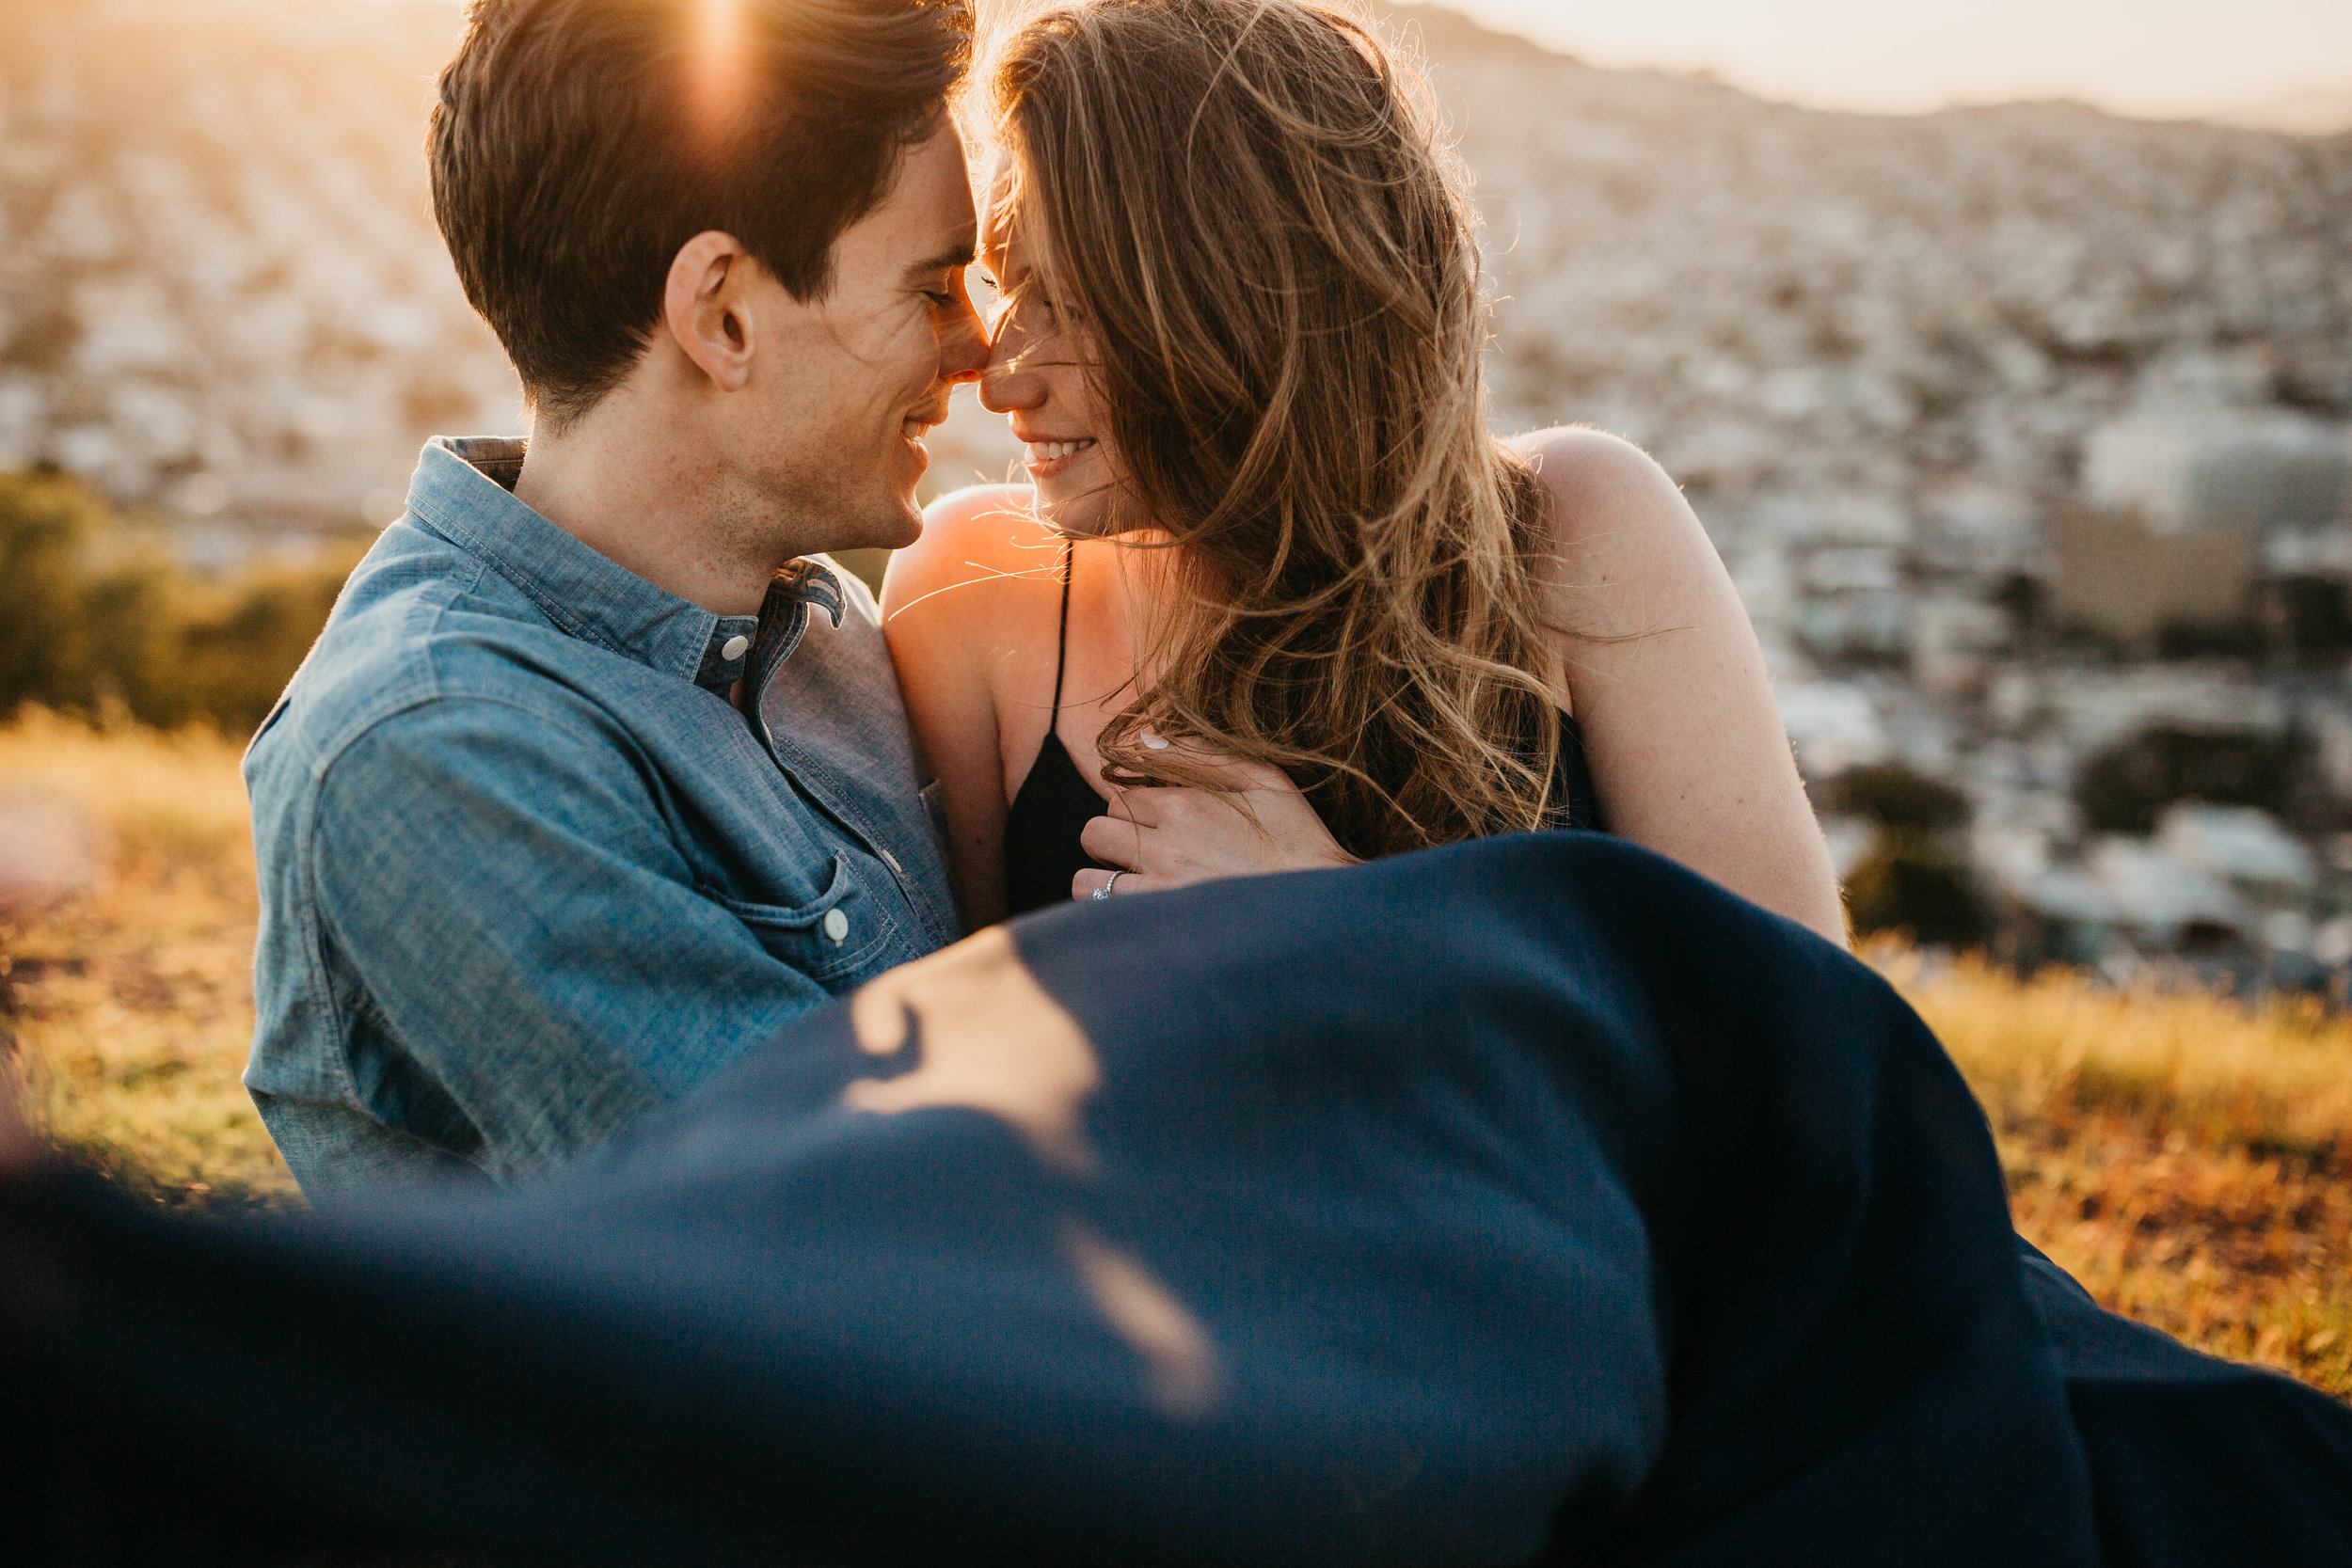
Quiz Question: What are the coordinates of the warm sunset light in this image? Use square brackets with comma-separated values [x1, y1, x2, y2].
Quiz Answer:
[3, 0, 2350, 1548]
[373, 0, 2352, 128]
[1447, 0, 2352, 125]
[687, 0, 751, 139]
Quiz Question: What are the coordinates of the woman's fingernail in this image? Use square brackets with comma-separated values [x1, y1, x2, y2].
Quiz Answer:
[1141, 729, 1170, 752]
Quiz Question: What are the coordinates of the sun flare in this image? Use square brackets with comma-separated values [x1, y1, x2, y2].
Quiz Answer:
[687, 0, 750, 141]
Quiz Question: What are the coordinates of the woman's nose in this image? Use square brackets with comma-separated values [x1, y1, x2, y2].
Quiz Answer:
[977, 325, 1043, 416]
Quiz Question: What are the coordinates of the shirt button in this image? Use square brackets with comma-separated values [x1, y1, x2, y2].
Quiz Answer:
[822, 908, 850, 944]
[721, 634, 751, 661]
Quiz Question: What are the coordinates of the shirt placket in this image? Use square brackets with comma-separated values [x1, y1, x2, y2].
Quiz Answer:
[735, 566, 926, 920]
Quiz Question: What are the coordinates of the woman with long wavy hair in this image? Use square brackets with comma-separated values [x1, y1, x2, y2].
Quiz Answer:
[884, 0, 1845, 943]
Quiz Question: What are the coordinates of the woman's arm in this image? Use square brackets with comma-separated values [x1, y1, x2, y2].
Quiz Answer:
[1511, 427, 1848, 947]
[881, 484, 1050, 932]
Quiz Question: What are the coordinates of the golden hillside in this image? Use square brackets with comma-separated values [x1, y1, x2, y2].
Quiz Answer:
[2, 708, 2344, 1398]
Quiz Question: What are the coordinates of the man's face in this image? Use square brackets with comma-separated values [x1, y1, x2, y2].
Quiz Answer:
[733, 125, 988, 553]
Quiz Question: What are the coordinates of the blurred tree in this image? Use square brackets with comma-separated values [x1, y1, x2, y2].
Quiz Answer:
[0, 467, 109, 714]
[2074, 725, 2301, 834]
[0, 467, 358, 735]
[170, 563, 352, 731]
[2270, 577, 2352, 660]
[1844, 831, 1993, 948]
[1823, 764, 1970, 831]
[80, 558, 187, 721]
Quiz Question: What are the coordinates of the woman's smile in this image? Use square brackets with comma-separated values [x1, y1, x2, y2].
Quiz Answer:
[1021, 435, 1099, 481]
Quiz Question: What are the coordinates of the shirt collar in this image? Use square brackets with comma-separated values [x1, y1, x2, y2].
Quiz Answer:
[401, 436, 840, 694]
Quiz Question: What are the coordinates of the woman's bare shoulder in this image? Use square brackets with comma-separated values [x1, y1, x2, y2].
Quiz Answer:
[1504, 426, 1687, 549]
[882, 484, 1065, 631]
[888, 485, 1047, 589]
[1503, 431, 1847, 944]
[1502, 426, 1718, 628]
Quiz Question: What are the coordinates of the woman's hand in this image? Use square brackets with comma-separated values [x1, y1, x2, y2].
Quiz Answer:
[1074, 752, 1354, 900]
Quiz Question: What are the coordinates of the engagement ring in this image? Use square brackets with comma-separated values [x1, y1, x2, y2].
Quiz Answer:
[1091, 871, 1125, 901]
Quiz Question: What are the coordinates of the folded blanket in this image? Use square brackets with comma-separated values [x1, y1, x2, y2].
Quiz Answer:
[2, 833, 2346, 1565]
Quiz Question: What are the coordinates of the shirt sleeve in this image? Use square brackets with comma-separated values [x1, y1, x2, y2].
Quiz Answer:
[309, 694, 831, 1183]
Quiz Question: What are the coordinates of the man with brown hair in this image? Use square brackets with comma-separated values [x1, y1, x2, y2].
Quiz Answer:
[241, 0, 991, 1195]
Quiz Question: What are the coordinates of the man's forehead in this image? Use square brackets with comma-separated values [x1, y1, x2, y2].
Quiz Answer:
[906, 125, 977, 230]
[842, 124, 976, 275]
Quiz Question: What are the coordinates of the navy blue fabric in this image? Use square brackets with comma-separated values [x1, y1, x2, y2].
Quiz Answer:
[2, 833, 2347, 1565]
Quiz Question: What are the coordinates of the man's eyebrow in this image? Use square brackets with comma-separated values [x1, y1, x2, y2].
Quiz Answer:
[905, 244, 977, 278]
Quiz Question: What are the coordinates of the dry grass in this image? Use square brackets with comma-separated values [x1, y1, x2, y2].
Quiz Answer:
[1, 709, 2346, 1398]
[0, 705, 296, 1207]
[1875, 945, 2352, 1398]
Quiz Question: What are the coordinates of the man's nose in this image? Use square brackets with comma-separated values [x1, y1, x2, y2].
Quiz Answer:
[938, 297, 991, 388]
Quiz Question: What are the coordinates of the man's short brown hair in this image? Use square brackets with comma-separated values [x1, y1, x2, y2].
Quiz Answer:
[430, 0, 972, 427]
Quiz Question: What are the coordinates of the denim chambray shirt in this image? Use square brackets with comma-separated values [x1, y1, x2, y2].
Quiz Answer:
[244, 437, 961, 1197]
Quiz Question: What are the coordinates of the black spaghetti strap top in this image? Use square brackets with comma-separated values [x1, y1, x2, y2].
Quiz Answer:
[1001, 545, 1606, 917]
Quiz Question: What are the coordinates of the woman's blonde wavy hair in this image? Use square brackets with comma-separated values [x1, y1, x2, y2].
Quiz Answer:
[989, 0, 1563, 860]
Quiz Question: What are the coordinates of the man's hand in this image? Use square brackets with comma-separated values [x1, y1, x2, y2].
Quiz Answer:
[1074, 747, 1354, 900]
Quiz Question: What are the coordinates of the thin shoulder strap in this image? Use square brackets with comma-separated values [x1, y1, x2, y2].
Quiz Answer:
[1049, 540, 1073, 712]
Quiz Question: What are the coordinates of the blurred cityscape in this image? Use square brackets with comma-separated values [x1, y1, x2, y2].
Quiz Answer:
[7, 0, 2352, 984]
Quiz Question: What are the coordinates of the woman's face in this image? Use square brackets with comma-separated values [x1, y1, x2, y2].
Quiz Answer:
[977, 151, 1127, 536]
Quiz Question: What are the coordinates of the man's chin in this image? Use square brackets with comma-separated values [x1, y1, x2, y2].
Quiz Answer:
[791, 494, 920, 563]
[880, 436, 931, 546]
[843, 491, 925, 554]
[876, 499, 925, 550]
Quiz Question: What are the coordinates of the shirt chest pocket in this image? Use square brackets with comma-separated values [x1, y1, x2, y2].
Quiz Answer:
[709, 852, 909, 993]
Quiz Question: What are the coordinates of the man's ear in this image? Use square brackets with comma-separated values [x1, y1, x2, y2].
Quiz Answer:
[663, 230, 756, 393]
